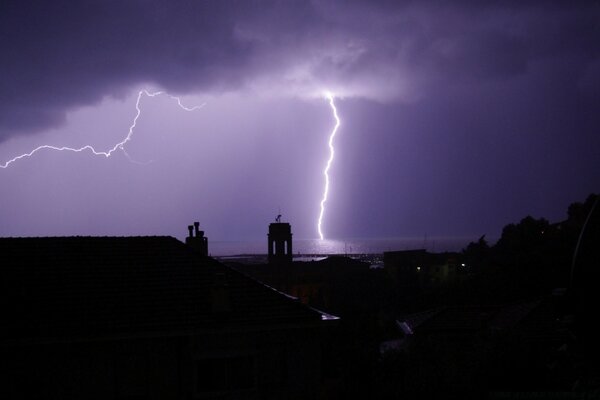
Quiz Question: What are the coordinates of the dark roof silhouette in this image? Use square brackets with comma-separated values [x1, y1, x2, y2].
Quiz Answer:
[401, 306, 498, 334]
[399, 299, 567, 340]
[1, 236, 323, 345]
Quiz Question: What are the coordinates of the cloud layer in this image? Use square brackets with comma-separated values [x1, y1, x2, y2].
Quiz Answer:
[2, 0, 598, 140]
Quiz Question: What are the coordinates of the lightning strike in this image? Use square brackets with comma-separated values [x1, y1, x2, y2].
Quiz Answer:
[317, 93, 341, 240]
[0, 90, 205, 169]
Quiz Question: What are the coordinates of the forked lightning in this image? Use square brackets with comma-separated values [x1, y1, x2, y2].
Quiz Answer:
[317, 93, 341, 240]
[0, 90, 204, 169]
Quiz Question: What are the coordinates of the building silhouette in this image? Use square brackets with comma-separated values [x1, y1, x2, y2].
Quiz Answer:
[185, 221, 208, 256]
[268, 216, 292, 264]
[383, 249, 462, 288]
[1, 226, 337, 399]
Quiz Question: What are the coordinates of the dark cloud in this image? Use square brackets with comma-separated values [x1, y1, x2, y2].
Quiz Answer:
[0, 0, 598, 141]
[0, 1, 252, 138]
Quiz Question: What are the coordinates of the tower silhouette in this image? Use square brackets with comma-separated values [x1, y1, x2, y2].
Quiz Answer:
[268, 217, 293, 264]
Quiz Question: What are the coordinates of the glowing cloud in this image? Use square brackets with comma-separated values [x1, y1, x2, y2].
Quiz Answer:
[317, 92, 341, 240]
[0, 90, 205, 169]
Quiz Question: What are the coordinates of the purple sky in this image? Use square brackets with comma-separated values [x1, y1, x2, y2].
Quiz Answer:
[1, 1, 599, 243]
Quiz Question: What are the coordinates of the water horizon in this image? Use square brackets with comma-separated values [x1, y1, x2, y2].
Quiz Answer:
[208, 236, 488, 256]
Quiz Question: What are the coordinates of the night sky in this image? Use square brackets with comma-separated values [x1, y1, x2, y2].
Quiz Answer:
[1, 1, 598, 243]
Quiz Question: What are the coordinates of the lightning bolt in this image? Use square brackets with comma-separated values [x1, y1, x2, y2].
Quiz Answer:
[0, 90, 205, 169]
[317, 93, 341, 240]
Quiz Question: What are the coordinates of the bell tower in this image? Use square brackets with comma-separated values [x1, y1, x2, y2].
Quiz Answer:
[268, 215, 292, 264]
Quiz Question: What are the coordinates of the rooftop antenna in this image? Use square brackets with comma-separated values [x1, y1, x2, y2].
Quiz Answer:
[276, 206, 282, 223]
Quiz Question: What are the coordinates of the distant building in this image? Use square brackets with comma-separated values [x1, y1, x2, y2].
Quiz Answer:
[383, 249, 463, 287]
[1, 230, 337, 399]
[229, 255, 373, 316]
[268, 216, 293, 264]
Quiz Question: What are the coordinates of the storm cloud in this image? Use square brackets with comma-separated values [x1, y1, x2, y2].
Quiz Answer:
[2, 0, 598, 140]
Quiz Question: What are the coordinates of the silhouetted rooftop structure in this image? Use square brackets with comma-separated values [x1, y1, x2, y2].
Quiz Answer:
[1, 235, 336, 399]
[1, 236, 325, 344]
[268, 218, 292, 264]
[398, 298, 568, 341]
[185, 221, 209, 256]
[384, 249, 463, 287]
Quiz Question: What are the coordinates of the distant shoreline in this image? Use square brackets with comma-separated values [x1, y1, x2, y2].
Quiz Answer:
[209, 236, 485, 257]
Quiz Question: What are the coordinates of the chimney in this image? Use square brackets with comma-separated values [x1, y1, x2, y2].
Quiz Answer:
[185, 221, 209, 256]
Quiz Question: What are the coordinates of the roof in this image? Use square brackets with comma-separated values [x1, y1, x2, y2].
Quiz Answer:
[1, 236, 324, 344]
[400, 306, 498, 335]
[398, 298, 568, 340]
